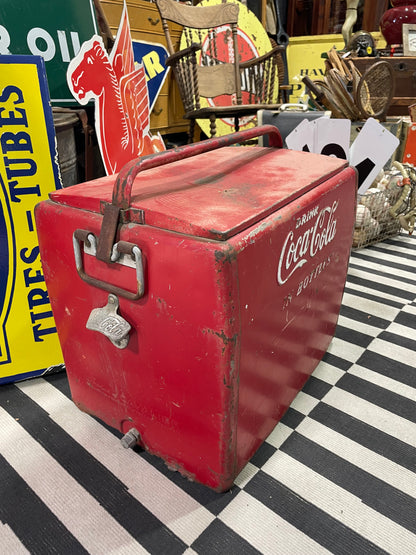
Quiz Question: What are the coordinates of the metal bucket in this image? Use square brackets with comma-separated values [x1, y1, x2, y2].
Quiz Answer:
[53, 111, 79, 187]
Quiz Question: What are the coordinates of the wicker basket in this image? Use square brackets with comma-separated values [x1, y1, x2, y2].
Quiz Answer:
[352, 187, 402, 249]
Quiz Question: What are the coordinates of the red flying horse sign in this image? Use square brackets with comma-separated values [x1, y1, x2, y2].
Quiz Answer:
[66, 2, 165, 175]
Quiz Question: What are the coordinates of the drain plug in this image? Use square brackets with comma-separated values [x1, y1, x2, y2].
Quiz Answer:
[120, 427, 140, 449]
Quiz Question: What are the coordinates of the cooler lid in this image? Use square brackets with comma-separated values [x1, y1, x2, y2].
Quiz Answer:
[50, 146, 348, 240]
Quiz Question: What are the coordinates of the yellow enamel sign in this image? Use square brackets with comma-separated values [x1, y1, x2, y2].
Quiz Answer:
[287, 33, 387, 104]
[0, 55, 63, 384]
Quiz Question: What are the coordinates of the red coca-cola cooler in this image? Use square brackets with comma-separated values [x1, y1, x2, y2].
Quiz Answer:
[35, 126, 356, 491]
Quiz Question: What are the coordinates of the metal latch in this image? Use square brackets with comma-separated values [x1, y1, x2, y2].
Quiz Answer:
[86, 294, 131, 349]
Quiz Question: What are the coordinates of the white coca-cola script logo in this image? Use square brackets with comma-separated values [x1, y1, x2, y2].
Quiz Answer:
[277, 200, 338, 285]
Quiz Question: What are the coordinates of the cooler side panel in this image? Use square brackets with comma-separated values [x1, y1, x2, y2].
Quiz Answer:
[35, 200, 240, 491]
[230, 167, 356, 471]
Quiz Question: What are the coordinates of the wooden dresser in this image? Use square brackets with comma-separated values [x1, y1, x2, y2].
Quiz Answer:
[100, 0, 188, 135]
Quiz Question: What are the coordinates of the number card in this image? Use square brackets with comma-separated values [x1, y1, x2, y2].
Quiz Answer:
[285, 118, 316, 152]
[349, 118, 400, 194]
[313, 118, 350, 161]
[286, 116, 400, 194]
[286, 117, 350, 159]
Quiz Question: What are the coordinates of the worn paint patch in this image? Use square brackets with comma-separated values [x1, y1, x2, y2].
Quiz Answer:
[214, 247, 237, 265]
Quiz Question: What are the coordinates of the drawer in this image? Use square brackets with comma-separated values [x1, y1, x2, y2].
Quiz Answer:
[150, 94, 169, 129]
[102, 0, 182, 41]
[150, 83, 187, 133]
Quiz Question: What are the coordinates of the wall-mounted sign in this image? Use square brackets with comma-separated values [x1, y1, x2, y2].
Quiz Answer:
[0, 0, 98, 103]
[0, 55, 63, 384]
[132, 40, 169, 114]
[67, 2, 165, 176]
[286, 33, 387, 105]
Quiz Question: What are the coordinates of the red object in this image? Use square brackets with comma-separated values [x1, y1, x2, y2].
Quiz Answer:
[66, 4, 165, 177]
[380, 5, 416, 45]
[402, 123, 416, 164]
[391, 0, 416, 6]
[35, 126, 357, 491]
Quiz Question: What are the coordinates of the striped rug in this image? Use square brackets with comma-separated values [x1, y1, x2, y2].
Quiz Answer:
[1, 233, 415, 554]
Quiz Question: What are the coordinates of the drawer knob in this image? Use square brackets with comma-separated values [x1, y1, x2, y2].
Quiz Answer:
[148, 17, 160, 25]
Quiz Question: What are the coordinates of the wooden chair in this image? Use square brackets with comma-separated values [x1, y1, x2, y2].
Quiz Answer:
[155, 0, 284, 141]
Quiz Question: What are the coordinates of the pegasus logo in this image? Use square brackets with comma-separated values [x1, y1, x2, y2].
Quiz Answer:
[66, 3, 165, 176]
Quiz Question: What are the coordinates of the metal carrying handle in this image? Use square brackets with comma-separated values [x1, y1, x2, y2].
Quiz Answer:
[95, 125, 283, 263]
[112, 124, 282, 209]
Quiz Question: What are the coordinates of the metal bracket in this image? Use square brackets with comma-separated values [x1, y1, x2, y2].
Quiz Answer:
[86, 294, 131, 349]
[73, 230, 145, 300]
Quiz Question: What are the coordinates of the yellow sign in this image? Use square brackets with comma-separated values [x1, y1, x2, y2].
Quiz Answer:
[183, 0, 277, 137]
[0, 55, 63, 384]
[287, 32, 387, 105]
[287, 34, 344, 105]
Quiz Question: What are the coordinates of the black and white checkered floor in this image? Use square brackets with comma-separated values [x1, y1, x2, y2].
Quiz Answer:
[1, 234, 415, 554]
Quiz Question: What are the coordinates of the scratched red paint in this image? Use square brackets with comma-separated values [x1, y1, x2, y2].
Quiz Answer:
[35, 128, 356, 491]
